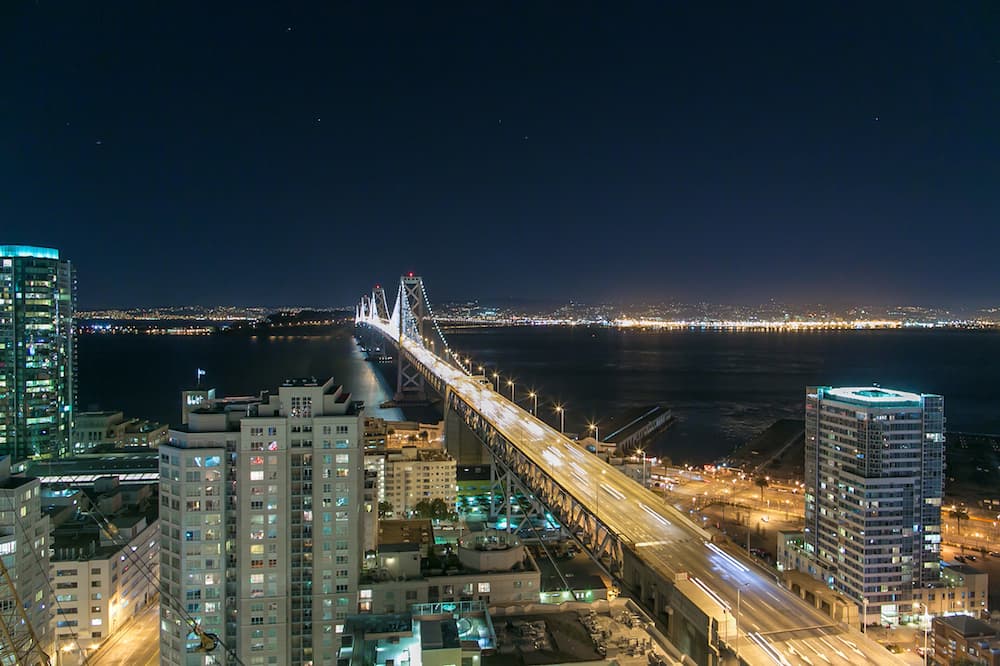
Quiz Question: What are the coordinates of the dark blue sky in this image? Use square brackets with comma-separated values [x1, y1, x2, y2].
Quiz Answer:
[3, 3, 998, 309]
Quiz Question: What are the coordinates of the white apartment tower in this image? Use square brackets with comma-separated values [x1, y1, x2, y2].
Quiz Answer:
[160, 378, 365, 666]
[804, 386, 945, 623]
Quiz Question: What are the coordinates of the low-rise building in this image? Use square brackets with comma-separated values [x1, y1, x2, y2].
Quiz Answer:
[342, 600, 496, 666]
[363, 418, 444, 452]
[51, 508, 160, 662]
[382, 447, 456, 516]
[360, 530, 540, 615]
[932, 614, 1000, 665]
[72, 411, 168, 453]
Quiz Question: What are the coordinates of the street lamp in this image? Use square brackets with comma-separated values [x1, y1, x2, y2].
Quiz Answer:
[589, 422, 599, 442]
[554, 405, 565, 434]
[914, 602, 929, 666]
[735, 582, 750, 660]
[507, 379, 515, 402]
[637, 449, 647, 488]
[493, 372, 500, 392]
[528, 391, 537, 416]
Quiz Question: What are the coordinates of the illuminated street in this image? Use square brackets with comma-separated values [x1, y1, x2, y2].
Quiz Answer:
[86, 599, 159, 666]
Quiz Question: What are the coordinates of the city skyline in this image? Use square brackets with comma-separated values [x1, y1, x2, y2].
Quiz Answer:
[5, 4, 999, 308]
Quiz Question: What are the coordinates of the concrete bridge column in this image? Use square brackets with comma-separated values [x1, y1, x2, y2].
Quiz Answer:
[444, 388, 489, 465]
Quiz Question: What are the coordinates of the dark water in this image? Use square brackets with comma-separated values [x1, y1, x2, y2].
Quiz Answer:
[76, 327, 404, 427]
[77, 326, 1000, 464]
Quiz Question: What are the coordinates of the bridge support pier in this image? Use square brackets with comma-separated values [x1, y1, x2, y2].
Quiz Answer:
[444, 396, 489, 464]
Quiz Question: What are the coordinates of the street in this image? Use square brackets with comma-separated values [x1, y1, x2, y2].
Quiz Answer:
[87, 598, 160, 666]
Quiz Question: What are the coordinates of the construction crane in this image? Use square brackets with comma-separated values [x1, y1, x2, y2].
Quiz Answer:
[0, 555, 51, 666]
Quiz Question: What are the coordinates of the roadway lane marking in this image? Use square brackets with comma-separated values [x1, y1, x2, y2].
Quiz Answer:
[748, 632, 792, 666]
[788, 646, 814, 666]
[635, 540, 671, 547]
[835, 636, 866, 659]
[800, 640, 832, 663]
[817, 637, 848, 661]
[705, 542, 750, 573]
[601, 484, 625, 501]
[639, 502, 671, 526]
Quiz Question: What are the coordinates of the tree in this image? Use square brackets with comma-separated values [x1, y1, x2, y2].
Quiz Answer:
[755, 477, 769, 502]
[430, 498, 449, 520]
[951, 507, 969, 536]
[412, 499, 433, 519]
[378, 501, 393, 518]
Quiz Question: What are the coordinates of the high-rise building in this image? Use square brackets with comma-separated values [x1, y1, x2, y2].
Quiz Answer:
[159, 378, 366, 666]
[0, 245, 76, 463]
[803, 386, 945, 623]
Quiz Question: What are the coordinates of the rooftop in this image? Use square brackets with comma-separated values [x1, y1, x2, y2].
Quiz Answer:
[936, 614, 997, 637]
[820, 386, 931, 406]
[0, 245, 59, 259]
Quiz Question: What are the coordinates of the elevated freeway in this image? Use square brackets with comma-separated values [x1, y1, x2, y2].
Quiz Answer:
[356, 276, 902, 666]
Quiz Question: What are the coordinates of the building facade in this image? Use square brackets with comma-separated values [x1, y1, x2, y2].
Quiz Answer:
[380, 447, 456, 516]
[72, 410, 168, 454]
[0, 245, 75, 463]
[802, 386, 945, 624]
[159, 378, 365, 666]
[0, 457, 54, 663]
[51, 512, 160, 662]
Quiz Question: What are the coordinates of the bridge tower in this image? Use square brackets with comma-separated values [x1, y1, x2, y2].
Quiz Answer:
[395, 274, 429, 402]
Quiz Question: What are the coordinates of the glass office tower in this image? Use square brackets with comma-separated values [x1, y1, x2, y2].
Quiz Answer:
[0, 245, 76, 463]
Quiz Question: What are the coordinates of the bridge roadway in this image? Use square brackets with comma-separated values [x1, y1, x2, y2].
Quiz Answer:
[375, 324, 901, 666]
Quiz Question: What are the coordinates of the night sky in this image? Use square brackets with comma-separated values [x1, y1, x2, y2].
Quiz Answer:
[3, 3, 998, 309]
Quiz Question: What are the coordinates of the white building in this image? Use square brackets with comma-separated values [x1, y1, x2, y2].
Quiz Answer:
[159, 378, 366, 666]
[801, 386, 945, 625]
[378, 447, 456, 516]
[0, 457, 54, 663]
[51, 511, 159, 662]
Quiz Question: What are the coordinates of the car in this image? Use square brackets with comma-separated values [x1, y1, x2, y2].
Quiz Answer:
[955, 555, 966, 562]
[967, 555, 977, 561]
[989, 551, 1000, 558]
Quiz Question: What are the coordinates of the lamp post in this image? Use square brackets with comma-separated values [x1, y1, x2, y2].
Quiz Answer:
[555, 405, 565, 434]
[914, 602, 929, 666]
[493, 372, 500, 392]
[507, 379, 515, 402]
[637, 449, 647, 488]
[528, 391, 537, 416]
[589, 423, 599, 443]
[736, 582, 750, 660]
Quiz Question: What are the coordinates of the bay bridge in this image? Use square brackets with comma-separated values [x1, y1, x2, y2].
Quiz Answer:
[355, 274, 902, 666]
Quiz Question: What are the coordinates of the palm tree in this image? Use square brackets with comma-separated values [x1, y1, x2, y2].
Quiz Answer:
[755, 477, 769, 503]
[950, 507, 969, 536]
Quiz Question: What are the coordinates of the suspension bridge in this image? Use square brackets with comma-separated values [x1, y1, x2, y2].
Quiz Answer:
[355, 274, 902, 666]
